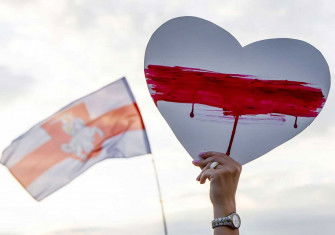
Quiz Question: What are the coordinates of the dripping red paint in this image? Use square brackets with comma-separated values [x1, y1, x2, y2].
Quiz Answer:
[145, 64, 325, 154]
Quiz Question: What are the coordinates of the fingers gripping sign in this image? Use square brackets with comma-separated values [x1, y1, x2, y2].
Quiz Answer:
[192, 152, 231, 182]
[192, 152, 242, 213]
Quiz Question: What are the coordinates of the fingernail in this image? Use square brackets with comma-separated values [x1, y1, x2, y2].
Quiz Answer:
[198, 152, 206, 157]
[192, 160, 200, 164]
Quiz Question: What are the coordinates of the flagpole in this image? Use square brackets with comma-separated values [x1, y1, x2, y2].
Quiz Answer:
[150, 154, 168, 235]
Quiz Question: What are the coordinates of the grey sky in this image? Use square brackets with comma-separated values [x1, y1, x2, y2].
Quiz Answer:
[0, 1, 334, 235]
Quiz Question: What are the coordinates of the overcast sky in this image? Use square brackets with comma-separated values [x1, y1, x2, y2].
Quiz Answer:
[0, 1, 334, 235]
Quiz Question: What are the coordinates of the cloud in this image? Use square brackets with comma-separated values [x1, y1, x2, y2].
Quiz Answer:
[0, 66, 34, 103]
[242, 207, 335, 235]
[46, 227, 127, 235]
[1, 0, 39, 6]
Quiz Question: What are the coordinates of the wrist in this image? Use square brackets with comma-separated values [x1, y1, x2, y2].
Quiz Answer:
[213, 201, 236, 218]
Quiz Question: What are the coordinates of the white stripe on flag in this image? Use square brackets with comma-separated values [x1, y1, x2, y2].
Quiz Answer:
[85, 77, 135, 119]
[1, 127, 50, 168]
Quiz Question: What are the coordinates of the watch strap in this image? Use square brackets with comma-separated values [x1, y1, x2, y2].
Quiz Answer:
[212, 212, 239, 229]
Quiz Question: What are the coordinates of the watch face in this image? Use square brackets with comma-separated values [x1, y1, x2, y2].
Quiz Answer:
[232, 214, 241, 228]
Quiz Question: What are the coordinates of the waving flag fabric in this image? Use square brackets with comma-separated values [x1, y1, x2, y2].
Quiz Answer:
[1, 77, 151, 200]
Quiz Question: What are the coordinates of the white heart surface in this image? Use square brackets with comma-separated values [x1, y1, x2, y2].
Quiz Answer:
[144, 16, 331, 164]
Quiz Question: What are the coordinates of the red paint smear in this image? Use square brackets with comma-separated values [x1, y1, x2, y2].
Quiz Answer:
[145, 64, 326, 155]
[145, 65, 325, 118]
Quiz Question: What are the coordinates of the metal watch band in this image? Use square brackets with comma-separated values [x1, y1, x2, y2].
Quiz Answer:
[212, 217, 231, 229]
[212, 212, 240, 229]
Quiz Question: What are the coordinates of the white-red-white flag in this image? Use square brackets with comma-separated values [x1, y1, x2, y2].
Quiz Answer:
[1, 77, 151, 200]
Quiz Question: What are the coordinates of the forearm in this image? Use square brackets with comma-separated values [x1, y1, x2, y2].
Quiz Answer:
[213, 203, 239, 235]
[193, 152, 242, 235]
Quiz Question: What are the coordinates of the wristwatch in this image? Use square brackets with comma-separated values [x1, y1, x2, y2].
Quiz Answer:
[212, 212, 241, 229]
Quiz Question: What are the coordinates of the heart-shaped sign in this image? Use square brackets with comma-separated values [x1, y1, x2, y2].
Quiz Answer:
[144, 16, 330, 164]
